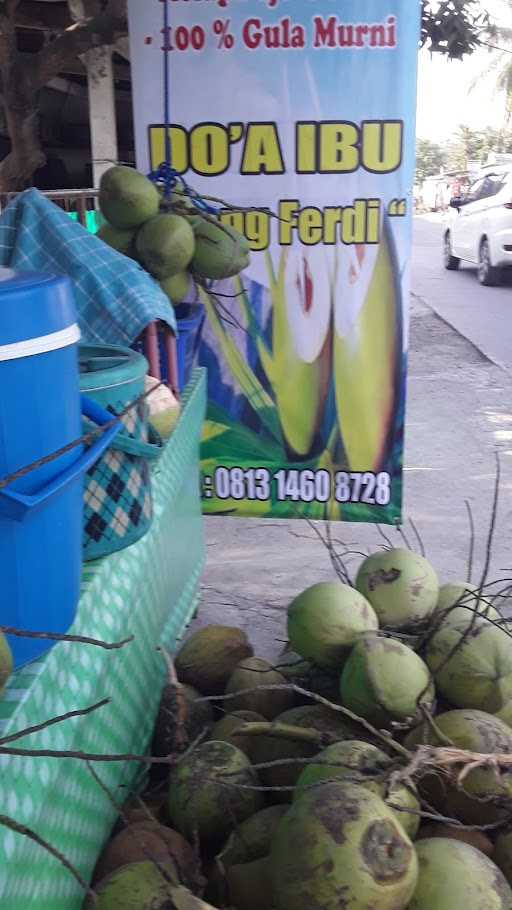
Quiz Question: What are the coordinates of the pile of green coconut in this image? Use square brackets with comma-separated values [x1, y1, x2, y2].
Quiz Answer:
[96, 165, 250, 306]
[87, 547, 512, 909]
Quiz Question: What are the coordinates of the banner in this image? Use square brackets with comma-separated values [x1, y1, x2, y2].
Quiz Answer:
[128, 0, 420, 524]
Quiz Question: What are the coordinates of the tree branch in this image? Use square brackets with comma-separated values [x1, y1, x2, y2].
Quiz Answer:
[0, 626, 133, 649]
[14, 2, 72, 32]
[0, 814, 96, 900]
[33, 0, 127, 90]
[0, 698, 109, 746]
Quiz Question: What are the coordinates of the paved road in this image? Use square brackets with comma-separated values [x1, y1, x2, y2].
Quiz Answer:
[413, 215, 512, 371]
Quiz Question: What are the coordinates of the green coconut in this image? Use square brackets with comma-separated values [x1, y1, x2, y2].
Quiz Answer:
[416, 823, 494, 857]
[92, 821, 196, 887]
[426, 618, 512, 713]
[159, 271, 192, 306]
[89, 860, 179, 909]
[497, 702, 512, 728]
[175, 625, 253, 694]
[434, 582, 500, 626]
[225, 856, 274, 910]
[169, 188, 203, 225]
[294, 740, 420, 839]
[248, 705, 375, 799]
[270, 782, 418, 910]
[96, 223, 137, 258]
[410, 838, 512, 909]
[136, 213, 195, 279]
[99, 166, 160, 230]
[152, 683, 214, 759]
[276, 648, 313, 680]
[191, 220, 250, 279]
[355, 548, 439, 628]
[404, 709, 512, 824]
[276, 649, 342, 705]
[494, 829, 512, 886]
[340, 634, 435, 727]
[224, 656, 294, 719]
[0, 633, 12, 695]
[287, 582, 378, 671]
[209, 710, 265, 760]
[168, 741, 263, 843]
[217, 806, 288, 868]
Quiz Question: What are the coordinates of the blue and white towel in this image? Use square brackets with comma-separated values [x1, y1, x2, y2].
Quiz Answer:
[0, 189, 176, 343]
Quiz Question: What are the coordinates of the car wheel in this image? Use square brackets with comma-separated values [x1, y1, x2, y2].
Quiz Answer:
[443, 232, 460, 271]
[478, 238, 502, 286]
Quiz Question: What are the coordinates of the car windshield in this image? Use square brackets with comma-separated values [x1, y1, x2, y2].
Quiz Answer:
[464, 178, 486, 202]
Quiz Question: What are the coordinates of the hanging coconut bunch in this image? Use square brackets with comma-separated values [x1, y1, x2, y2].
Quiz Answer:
[87, 523, 512, 910]
[96, 165, 251, 307]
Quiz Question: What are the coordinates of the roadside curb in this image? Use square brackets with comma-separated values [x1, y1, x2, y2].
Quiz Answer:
[410, 290, 508, 374]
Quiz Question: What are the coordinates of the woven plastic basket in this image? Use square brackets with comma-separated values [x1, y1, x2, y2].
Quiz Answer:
[79, 344, 162, 561]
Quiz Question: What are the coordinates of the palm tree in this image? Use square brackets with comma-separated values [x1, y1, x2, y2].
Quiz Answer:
[473, 0, 512, 127]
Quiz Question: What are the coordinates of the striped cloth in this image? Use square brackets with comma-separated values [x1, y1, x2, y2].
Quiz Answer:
[0, 189, 176, 343]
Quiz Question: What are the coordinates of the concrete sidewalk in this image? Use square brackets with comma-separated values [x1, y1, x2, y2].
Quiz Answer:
[196, 293, 512, 659]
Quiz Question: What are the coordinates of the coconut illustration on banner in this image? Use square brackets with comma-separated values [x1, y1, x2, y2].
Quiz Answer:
[258, 243, 332, 457]
[333, 218, 400, 473]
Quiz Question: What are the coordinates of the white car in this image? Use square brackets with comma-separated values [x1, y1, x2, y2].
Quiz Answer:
[443, 167, 512, 285]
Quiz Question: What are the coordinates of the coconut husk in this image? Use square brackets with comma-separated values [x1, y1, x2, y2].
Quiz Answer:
[92, 821, 198, 889]
[175, 626, 253, 694]
[416, 823, 493, 857]
[224, 657, 294, 719]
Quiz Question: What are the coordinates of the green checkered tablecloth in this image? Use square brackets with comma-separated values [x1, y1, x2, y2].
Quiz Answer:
[0, 369, 207, 910]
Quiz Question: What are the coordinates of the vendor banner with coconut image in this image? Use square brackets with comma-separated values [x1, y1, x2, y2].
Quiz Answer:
[128, 0, 420, 524]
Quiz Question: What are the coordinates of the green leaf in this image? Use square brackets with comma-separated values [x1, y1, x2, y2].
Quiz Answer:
[200, 287, 283, 445]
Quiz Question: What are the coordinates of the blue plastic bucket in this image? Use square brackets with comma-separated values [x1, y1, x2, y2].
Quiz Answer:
[175, 304, 205, 391]
[0, 269, 119, 668]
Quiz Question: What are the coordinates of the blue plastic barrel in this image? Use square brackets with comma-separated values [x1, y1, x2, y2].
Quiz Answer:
[0, 269, 119, 668]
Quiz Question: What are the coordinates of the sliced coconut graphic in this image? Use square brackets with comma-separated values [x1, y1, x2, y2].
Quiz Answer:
[259, 243, 332, 458]
[333, 219, 400, 472]
[284, 243, 332, 364]
[335, 239, 381, 341]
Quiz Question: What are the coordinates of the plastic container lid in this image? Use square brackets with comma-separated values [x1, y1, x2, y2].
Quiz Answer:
[0, 268, 78, 347]
[79, 343, 148, 393]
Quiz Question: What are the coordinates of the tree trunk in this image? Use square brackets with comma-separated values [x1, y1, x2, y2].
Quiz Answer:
[0, 71, 46, 192]
[0, 4, 44, 193]
[0, 0, 127, 193]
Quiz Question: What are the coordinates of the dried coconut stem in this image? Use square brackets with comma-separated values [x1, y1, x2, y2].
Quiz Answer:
[86, 762, 179, 890]
[465, 499, 476, 584]
[0, 814, 97, 903]
[157, 647, 189, 752]
[0, 626, 133, 649]
[0, 698, 109, 746]
[408, 518, 426, 558]
[477, 452, 501, 598]
[197, 683, 410, 759]
[236, 722, 335, 748]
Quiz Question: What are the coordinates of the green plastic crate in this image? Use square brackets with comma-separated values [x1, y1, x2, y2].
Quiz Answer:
[0, 369, 206, 909]
[67, 210, 104, 233]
